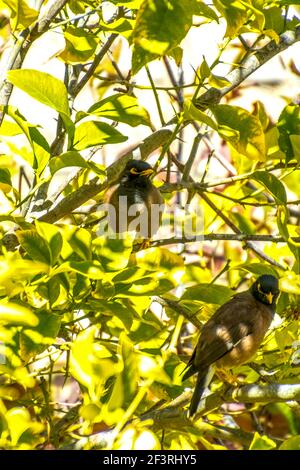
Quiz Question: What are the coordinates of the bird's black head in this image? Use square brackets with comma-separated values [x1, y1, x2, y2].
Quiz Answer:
[122, 160, 154, 182]
[251, 274, 279, 306]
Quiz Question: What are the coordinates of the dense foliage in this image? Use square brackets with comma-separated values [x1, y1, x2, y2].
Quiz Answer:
[0, 0, 300, 450]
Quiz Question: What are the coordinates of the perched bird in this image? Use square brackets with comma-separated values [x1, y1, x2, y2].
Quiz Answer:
[107, 160, 163, 239]
[182, 274, 280, 417]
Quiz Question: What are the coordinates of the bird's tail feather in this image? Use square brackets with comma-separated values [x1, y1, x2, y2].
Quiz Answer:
[188, 366, 214, 418]
[181, 363, 197, 382]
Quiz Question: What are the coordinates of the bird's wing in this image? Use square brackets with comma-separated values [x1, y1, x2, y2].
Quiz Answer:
[193, 292, 260, 370]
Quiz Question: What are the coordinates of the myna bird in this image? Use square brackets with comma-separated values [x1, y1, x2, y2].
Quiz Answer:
[182, 274, 280, 417]
[107, 159, 163, 239]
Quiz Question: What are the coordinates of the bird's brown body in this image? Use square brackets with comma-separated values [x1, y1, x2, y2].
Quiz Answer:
[182, 275, 280, 417]
[108, 181, 163, 238]
[190, 291, 274, 374]
[107, 160, 163, 239]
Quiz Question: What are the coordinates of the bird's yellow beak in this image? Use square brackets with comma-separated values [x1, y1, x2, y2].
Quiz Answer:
[140, 168, 154, 176]
[130, 167, 154, 176]
[266, 292, 274, 304]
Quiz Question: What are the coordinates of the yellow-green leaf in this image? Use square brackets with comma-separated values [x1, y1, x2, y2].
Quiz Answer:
[7, 69, 70, 117]
[88, 94, 151, 127]
[73, 120, 127, 150]
[184, 100, 217, 130]
[131, 0, 194, 73]
[3, 0, 38, 31]
[212, 104, 265, 160]
[59, 26, 98, 64]
[0, 302, 38, 326]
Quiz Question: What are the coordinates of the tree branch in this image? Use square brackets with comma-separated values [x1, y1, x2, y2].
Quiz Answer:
[74, 381, 298, 449]
[39, 126, 176, 223]
[154, 296, 202, 329]
[194, 26, 300, 109]
[150, 234, 300, 246]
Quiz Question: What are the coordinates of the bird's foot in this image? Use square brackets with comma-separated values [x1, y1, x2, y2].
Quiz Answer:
[216, 369, 243, 386]
[138, 239, 151, 251]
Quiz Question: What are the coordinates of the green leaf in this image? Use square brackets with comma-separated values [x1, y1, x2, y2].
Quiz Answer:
[19, 311, 61, 361]
[100, 17, 135, 39]
[240, 0, 265, 31]
[194, 2, 219, 22]
[168, 46, 183, 66]
[2, 0, 38, 31]
[0, 168, 12, 193]
[249, 432, 277, 450]
[251, 171, 287, 204]
[199, 57, 211, 80]
[88, 94, 151, 127]
[134, 247, 184, 271]
[49, 151, 90, 175]
[73, 120, 127, 150]
[280, 273, 300, 295]
[213, 0, 247, 38]
[5, 106, 50, 174]
[184, 100, 217, 130]
[35, 221, 63, 265]
[70, 327, 120, 397]
[17, 230, 52, 265]
[49, 151, 105, 176]
[236, 263, 278, 277]
[0, 302, 39, 326]
[280, 436, 300, 450]
[208, 74, 231, 88]
[277, 103, 300, 162]
[47, 275, 70, 310]
[182, 283, 233, 304]
[7, 70, 70, 117]
[63, 225, 92, 261]
[0, 119, 23, 136]
[131, 0, 194, 73]
[56, 260, 104, 280]
[107, 334, 138, 410]
[59, 26, 98, 64]
[93, 236, 134, 271]
[264, 6, 285, 34]
[211, 104, 265, 160]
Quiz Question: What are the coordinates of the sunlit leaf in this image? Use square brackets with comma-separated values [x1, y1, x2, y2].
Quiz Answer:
[182, 283, 233, 304]
[59, 26, 98, 64]
[249, 432, 277, 450]
[280, 436, 300, 450]
[131, 0, 194, 73]
[88, 94, 151, 127]
[73, 120, 127, 150]
[0, 168, 12, 193]
[184, 100, 217, 130]
[0, 302, 38, 326]
[212, 104, 265, 160]
[107, 334, 138, 410]
[35, 221, 63, 265]
[19, 310, 61, 361]
[3, 0, 38, 31]
[278, 103, 300, 162]
[213, 0, 247, 37]
[70, 327, 121, 398]
[17, 230, 52, 265]
[7, 70, 70, 117]
[251, 171, 287, 204]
